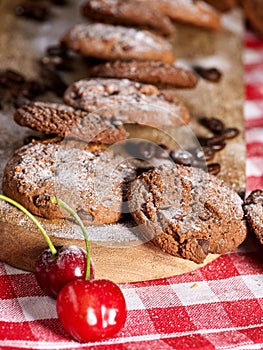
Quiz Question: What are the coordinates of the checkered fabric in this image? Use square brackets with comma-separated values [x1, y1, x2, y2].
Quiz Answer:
[0, 31, 263, 350]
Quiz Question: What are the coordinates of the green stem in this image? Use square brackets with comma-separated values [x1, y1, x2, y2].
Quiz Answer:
[50, 196, 91, 280]
[0, 194, 57, 256]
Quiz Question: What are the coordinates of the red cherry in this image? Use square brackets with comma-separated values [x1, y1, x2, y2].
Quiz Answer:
[35, 245, 95, 298]
[56, 279, 127, 342]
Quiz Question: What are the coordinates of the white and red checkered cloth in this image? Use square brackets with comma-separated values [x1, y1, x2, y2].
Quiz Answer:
[0, 31, 263, 350]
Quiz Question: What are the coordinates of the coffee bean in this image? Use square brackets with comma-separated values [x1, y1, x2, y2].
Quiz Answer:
[15, 2, 51, 21]
[16, 80, 44, 100]
[199, 117, 225, 134]
[210, 140, 226, 152]
[41, 45, 73, 70]
[193, 66, 222, 82]
[222, 127, 240, 139]
[0, 69, 25, 87]
[207, 163, 221, 175]
[197, 136, 209, 147]
[206, 134, 226, 147]
[41, 55, 64, 67]
[246, 190, 263, 205]
[23, 135, 42, 145]
[46, 45, 69, 58]
[13, 96, 31, 109]
[155, 144, 170, 159]
[125, 141, 155, 160]
[40, 67, 67, 97]
[137, 142, 156, 160]
[192, 146, 215, 162]
[170, 150, 193, 166]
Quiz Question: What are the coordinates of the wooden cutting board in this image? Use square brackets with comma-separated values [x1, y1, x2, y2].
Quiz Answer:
[0, 2, 245, 282]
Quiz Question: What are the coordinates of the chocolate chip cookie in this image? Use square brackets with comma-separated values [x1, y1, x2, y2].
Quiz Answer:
[2, 141, 138, 225]
[89, 60, 198, 89]
[243, 189, 263, 244]
[14, 102, 128, 144]
[63, 78, 190, 129]
[60, 23, 175, 63]
[81, 0, 174, 36]
[128, 163, 247, 263]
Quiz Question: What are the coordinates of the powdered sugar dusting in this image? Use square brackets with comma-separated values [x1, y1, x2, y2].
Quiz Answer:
[7, 142, 138, 223]
[64, 78, 189, 128]
[64, 22, 173, 52]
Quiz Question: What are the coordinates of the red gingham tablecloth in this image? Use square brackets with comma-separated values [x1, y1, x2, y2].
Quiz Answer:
[0, 31, 263, 350]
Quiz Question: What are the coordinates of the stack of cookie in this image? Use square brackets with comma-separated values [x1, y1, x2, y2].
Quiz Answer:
[60, 0, 225, 89]
[2, 0, 249, 264]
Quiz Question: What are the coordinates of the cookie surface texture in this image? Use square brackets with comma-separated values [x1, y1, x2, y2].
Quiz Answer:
[90, 60, 198, 89]
[81, 0, 174, 36]
[14, 101, 128, 144]
[128, 163, 247, 263]
[60, 23, 175, 63]
[243, 189, 263, 244]
[137, 0, 221, 30]
[2, 142, 137, 225]
[63, 78, 190, 128]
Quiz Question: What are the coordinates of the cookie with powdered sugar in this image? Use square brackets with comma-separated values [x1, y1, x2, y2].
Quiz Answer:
[2, 141, 138, 225]
[136, 0, 221, 30]
[60, 23, 175, 64]
[81, 0, 174, 36]
[14, 101, 128, 144]
[128, 163, 247, 263]
[63, 78, 190, 129]
[90, 60, 198, 89]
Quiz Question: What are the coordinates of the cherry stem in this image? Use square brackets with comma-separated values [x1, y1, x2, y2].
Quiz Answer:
[50, 196, 91, 280]
[0, 194, 57, 256]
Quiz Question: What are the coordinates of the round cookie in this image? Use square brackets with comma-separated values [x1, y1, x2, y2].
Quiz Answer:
[90, 60, 199, 89]
[243, 189, 263, 244]
[128, 163, 247, 263]
[81, 0, 174, 36]
[242, 0, 263, 38]
[14, 101, 128, 144]
[63, 78, 190, 129]
[2, 141, 138, 225]
[137, 0, 221, 31]
[60, 23, 175, 64]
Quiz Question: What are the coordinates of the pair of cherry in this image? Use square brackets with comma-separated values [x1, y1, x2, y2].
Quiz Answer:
[0, 194, 127, 343]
